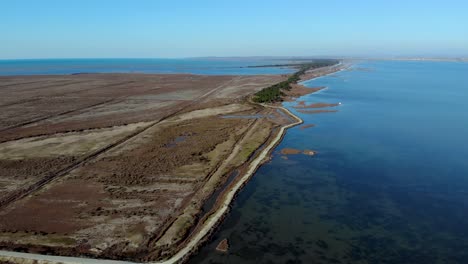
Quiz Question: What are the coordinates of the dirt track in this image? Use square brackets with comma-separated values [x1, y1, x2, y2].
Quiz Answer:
[0, 104, 303, 264]
[0, 64, 346, 263]
[0, 73, 288, 261]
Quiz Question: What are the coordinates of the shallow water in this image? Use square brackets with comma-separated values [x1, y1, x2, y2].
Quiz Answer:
[189, 61, 468, 264]
[0, 58, 294, 76]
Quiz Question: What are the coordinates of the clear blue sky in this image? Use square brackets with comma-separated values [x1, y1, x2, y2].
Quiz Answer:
[1, 0, 468, 59]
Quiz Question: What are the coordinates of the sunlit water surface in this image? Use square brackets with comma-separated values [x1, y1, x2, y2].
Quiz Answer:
[0, 58, 294, 75]
[189, 61, 468, 264]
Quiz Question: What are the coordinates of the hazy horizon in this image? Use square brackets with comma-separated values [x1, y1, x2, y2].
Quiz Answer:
[2, 0, 468, 59]
[1, 56, 467, 62]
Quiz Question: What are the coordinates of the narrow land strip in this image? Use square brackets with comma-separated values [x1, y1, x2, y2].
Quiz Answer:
[0, 104, 302, 264]
[0, 61, 345, 264]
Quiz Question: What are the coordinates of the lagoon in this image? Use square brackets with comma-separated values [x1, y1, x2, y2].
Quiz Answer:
[0, 58, 294, 76]
[190, 60, 468, 264]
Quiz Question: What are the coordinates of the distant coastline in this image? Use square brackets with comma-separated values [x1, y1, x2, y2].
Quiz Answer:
[0, 58, 296, 76]
[0, 61, 343, 264]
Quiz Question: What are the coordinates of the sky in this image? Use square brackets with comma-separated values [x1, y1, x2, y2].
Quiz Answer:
[1, 0, 468, 59]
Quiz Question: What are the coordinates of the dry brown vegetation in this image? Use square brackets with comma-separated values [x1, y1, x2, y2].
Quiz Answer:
[280, 148, 316, 156]
[280, 148, 302, 155]
[283, 84, 324, 99]
[0, 73, 289, 261]
[299, 124, 315, 130]
[216, 238, 229, 252]
[293, 102, 339, 109]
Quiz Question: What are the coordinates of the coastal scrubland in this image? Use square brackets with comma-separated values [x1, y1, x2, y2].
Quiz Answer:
[252, 60, 339, 103]
[0, 60, 342, 262]
[0, 72, 293, 261]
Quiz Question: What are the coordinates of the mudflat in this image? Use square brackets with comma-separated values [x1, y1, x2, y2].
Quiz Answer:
[0, 73, 289, 261]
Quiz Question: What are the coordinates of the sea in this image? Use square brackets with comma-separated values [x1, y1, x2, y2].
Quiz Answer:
[188, 60, 468, 264]
[2, 59, 468, 263]
[0, 58, 294, 76]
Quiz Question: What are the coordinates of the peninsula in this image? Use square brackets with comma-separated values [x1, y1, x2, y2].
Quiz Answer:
[0, 60, 342, 264]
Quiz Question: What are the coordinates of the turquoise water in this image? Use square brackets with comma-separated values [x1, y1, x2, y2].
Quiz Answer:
[0, 58, 294, 76]
[189, 61, 468, 263]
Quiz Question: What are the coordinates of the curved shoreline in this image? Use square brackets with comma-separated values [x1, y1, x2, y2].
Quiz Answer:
[0, 64, 346, 264]
[0, 105, 303, 264]
[170, 64, 348, 263]
[158, 104, 303, 264]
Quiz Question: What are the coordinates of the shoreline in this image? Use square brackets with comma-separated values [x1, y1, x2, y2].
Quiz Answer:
[0, 105, 303, 264]
[166, 63, 349, 262]
[0, 63, 345, 264]
[299, 62, 348, 83]
[159, 104, 303, 264]
[281, 63, 348, 101]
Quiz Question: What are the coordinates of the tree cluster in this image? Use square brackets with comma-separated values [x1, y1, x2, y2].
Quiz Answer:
[253, 59, 339, 103]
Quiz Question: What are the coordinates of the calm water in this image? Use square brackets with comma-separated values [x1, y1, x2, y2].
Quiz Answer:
[0, 58, 294, 76]
[189, 61, 468, 264]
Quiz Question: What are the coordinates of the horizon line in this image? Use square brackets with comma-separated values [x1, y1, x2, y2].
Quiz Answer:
[1, 56, 467, 61]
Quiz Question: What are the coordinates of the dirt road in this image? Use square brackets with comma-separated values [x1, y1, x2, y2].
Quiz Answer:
[0, 105, 302, 264]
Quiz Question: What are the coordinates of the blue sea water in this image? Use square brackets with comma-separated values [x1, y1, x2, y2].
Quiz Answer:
[0, 58, 294, 76]
[189, 61, 468, 264]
